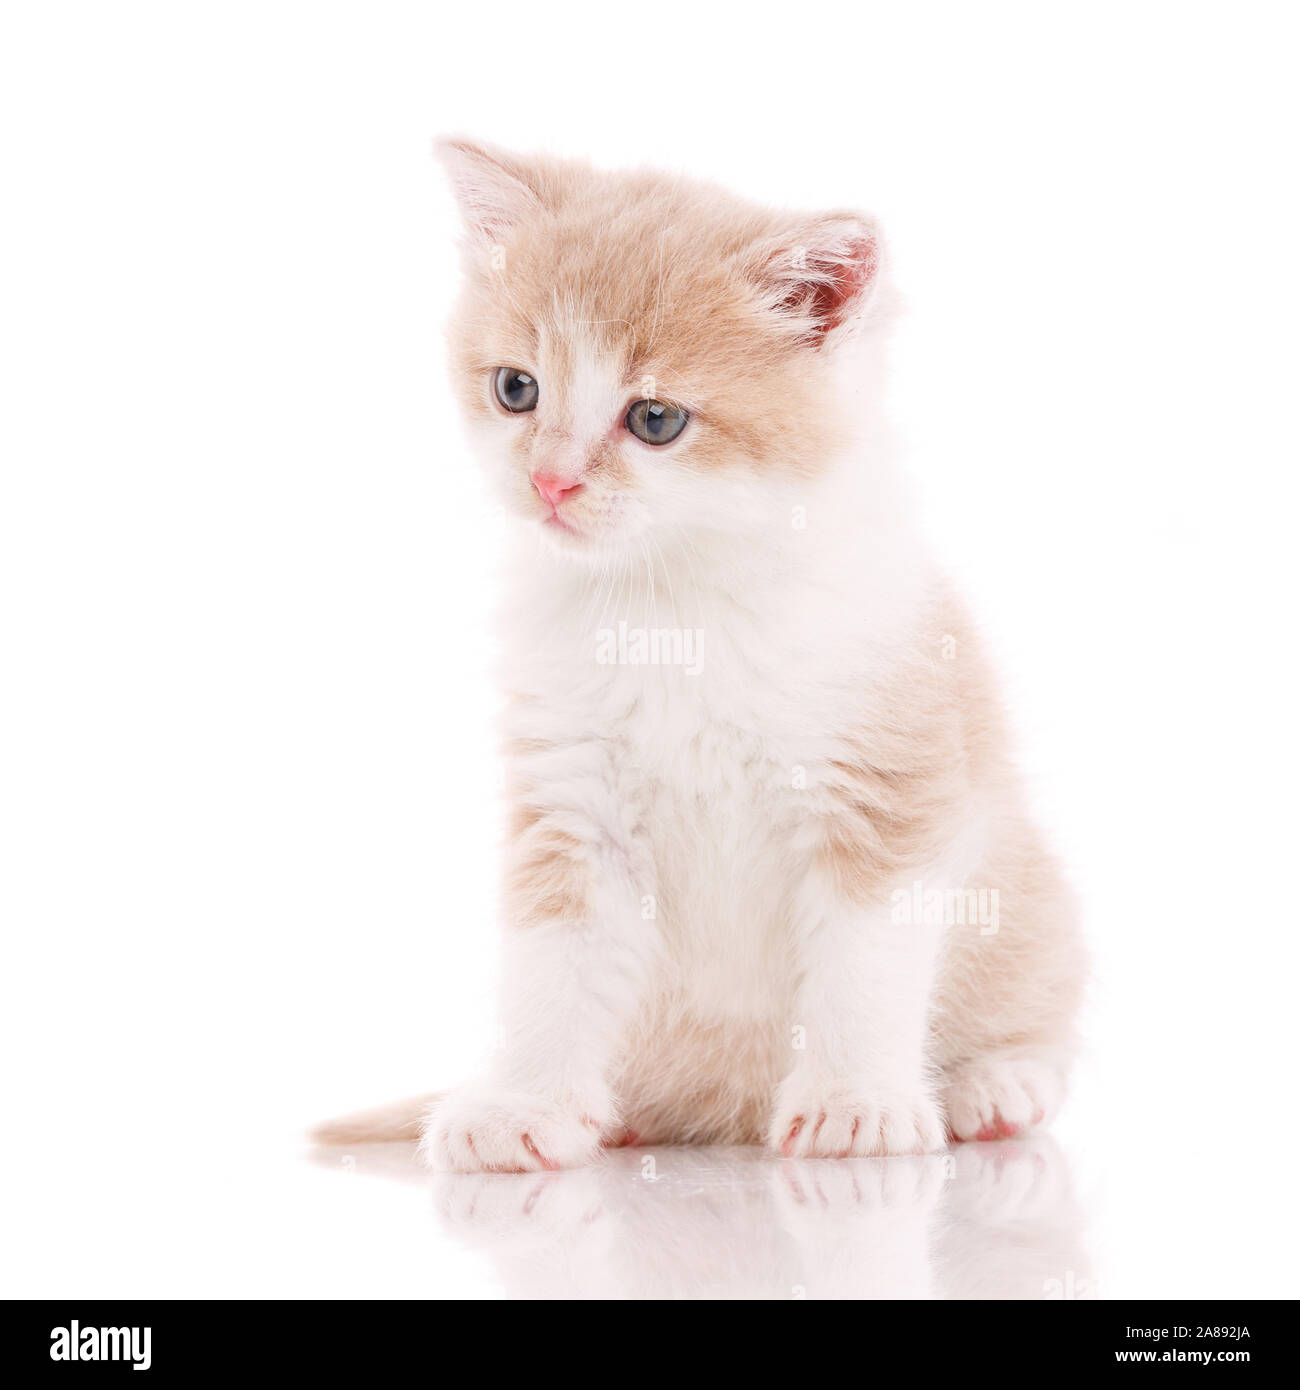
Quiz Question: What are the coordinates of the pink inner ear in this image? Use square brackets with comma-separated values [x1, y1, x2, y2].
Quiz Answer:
[776, 234, 879, 342]
[811, 237, 878, 336]
[435, 138, 542, 247]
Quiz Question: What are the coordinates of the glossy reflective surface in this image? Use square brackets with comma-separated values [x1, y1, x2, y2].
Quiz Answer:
[311, 1136, 1092, 1300]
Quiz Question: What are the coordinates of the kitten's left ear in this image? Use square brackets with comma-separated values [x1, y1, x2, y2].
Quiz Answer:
[746, 216, 882, 346]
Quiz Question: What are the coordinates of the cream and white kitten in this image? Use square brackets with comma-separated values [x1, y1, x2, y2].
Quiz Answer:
[319, 140, 1084, 1171]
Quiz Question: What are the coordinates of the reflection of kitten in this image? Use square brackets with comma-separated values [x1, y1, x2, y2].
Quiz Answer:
[318, 140, 1084, 1171]
[314, 1139, 1090, 1301]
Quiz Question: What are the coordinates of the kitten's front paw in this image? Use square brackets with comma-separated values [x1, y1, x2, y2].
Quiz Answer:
[769, 1077, 946, 1158]
[419, 1084, 606, 1173]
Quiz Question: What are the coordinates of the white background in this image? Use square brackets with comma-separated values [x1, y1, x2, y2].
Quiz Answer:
[2, 0, 1298, 1298]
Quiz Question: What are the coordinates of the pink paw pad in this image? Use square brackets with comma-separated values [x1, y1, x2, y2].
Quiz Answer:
[972, 1115, 1020, 1142]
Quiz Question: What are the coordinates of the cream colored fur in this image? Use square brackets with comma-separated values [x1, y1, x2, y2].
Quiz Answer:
[315, 140, 1084, 1170]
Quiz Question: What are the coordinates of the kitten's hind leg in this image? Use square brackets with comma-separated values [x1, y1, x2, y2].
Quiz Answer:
[934, 821, 1084, 1143]
[942, 1047, 1068, 1142]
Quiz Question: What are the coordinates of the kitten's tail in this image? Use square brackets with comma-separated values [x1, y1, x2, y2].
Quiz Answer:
[310, 1092, 442, 1145]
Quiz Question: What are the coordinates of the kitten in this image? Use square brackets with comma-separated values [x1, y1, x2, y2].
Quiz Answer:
[317, 139, 1084, 1170]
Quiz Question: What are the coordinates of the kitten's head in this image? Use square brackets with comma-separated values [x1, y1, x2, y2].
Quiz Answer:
[437, 139, 889, 559]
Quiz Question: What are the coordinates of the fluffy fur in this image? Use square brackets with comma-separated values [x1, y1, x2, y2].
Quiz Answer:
[316, 140, 1084, 1170]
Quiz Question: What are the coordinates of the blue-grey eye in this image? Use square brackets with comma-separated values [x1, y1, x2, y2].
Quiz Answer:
[494, 367, 538, 412]
[626, 398, 688, 445]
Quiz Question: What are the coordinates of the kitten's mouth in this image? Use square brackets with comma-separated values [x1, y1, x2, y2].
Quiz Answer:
[540, 510, 589, 543]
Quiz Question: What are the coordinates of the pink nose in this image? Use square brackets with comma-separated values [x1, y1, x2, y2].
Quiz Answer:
[531, 471, 584, 511]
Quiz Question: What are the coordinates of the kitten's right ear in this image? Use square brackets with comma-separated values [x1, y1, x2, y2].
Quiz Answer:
[434, 137, 546, 247]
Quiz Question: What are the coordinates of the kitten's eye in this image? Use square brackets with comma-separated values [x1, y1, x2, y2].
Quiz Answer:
[626, 398, 689, 446]
[493, 367, 539, 413]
